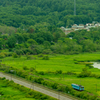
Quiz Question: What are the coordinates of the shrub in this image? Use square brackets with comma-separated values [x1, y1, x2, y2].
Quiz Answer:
[26, 55, 32, 60]
[38, 54, 43, 57]
[12, 53, 18, 58]
[29, 67, 35, 72]
[66, 71, 76, 75]
[42, 49, 52, 54]
[65, 86, 72, 93]
[23, 66, 29, 70]
[51, 83, 58, 89]
[38, 71, 45, 75]
[42, 81, 51, 87]
[86, 63, 94, 68]
[74, 61, 79, 64]
[34, 78, 44, 84]
[57, 85, 66, 92]
[17, 70, 23, 76]
[56, 70, 62, 74]
[20, 71, 28, 78]
[42, 55, 49, 60]
[0, 53, 5, 58]
[1, 77, 6, 80]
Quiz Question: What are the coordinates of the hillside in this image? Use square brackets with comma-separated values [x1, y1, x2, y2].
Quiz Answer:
[0, 0, 99, 27]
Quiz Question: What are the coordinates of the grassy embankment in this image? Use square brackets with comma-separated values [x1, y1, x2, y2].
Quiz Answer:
[1, 52, 100, 96]
[0, 80, 36, 100]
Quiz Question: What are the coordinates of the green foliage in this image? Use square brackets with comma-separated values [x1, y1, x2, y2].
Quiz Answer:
[38, 71, 45, 75]
[29, 67, 35, 72]
[23, 66, 29, 70]
[56, 70, 62, 74]
[78, 67, 92, 78]
[0, 0, 99, 28]
[51, 83, 58, 89]
[0, 62, 99, 99]
[42, 55, 49, 60]
[0, 78, 57, 100]
[12, 53, 18, 58]
[0, 53, 5, 58]
[27, 39, 38, 45]
[26, 53, 32, 60]
[38, 54, 44, 57]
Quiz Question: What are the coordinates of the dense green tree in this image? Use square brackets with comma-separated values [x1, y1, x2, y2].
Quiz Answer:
[6, 36, 16, 48]
[27, 39, 38, 45]
[0, 0, 99, 27]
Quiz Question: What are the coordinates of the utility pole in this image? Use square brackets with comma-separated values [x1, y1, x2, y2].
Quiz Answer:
[74, 0, 76, 15]
[96, 84, 97, 92]
[80, 78, 81, 85]
[30, 81, 34, 90]
[63, 73, 64, 81]
[11, 74, 12, 80]
[58, 92, 60, 100]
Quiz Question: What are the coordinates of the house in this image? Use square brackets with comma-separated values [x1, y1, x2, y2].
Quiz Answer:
[77, 24, 84, 29]
[72, 24, 78, 29]
[64, 28, 72, 35]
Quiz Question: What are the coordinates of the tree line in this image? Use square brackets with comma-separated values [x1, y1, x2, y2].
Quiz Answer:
[0, 0, 99, 27]
[1, 25, 100, 56]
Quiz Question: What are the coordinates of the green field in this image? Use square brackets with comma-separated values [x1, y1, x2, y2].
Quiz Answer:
[0, 80, 35, 100]
[2, 52, 100, 72]
[1, 52, 100, 96]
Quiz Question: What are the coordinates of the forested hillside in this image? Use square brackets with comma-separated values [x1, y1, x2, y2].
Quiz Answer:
[0, 0, 99, 27]
[1, 24, 100, 57]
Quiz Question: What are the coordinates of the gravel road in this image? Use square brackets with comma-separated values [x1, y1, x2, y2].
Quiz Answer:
[0, 72, 78, 100]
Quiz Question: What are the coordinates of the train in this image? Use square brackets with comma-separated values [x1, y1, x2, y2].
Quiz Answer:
[71, 83, 84, 91]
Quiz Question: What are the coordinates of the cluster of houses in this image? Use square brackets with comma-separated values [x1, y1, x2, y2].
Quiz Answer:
[61, 22, 100, 35]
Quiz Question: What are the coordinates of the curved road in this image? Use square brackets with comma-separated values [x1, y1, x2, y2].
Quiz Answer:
[0, 72, 79, 100]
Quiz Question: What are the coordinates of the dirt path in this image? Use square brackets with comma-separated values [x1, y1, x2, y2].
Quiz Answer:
[0, 72, 79, 100]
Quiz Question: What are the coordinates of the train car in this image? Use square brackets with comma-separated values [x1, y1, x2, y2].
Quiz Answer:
[71, 83, 84, 91]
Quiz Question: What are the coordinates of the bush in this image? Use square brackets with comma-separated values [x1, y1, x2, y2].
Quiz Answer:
[26, 55, 32, 60]
[0, 53, 5, 58]
[1, 77, 6, 80]
[66, 71, 76, 75]
[74, 61, 79, 64]
[23, 66, 29, 70]
[34, 78, 44, 84]
[51, 83, 58, 89]
[86, 63, 94, 68]
[38, 71, 45, 75]
[89, 95, 98, 100]
[56, 70, 62, 74]
[42, 55, 49, 60]
[12, 53, 18, 58]
[29, 67, 35, 72]
[42, 49, 52, 54]
[38, 54, 43, 57]
[42, 81, 51, 87]
[57, 85, 66, 92]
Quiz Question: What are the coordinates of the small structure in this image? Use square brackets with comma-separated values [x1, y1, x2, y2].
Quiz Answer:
[60, 26, 65, 31]
[60, 21, 100, 35]
[64, 28, 72, 35]
[77, 24, 84, 29]
[71, 83, 84, 91]
[72, 24, 78, 29]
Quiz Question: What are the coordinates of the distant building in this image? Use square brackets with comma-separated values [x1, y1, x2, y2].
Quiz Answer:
[72, 24, 78, 29]
[60, 26, 65, 31]
[64, 28, 72, 35]
[77, 24, 84, 29]
[60, 21, 100, 35]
